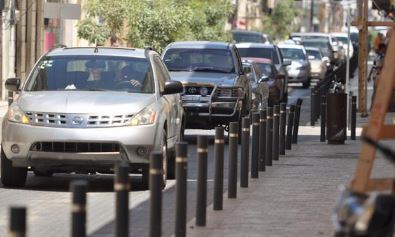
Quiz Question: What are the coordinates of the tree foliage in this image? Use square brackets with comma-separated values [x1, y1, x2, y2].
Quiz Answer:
[78, 0, 233, 52]
[261, 0, 299, 41]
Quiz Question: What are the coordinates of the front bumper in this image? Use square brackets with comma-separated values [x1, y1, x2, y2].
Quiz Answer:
[2, 121, 161, 168]
[287, 69, 309, 82]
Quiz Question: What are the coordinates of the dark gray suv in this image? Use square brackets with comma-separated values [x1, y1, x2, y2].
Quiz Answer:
[162, 41, 251, 129]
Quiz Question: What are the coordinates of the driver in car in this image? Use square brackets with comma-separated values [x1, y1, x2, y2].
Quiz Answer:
[119, 63, 147, 88]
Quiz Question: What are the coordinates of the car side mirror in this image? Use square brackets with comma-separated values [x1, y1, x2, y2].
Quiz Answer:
[5, 78, 21, 92]
[163, 80, 183, 95]
[259, 75, 269, 83]
[283, 59, 292, 66]
[308, 55, 315, 60]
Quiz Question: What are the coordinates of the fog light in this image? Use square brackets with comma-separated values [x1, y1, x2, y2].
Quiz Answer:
[136, 146, 148, 157]
[11, 144, 20, 154]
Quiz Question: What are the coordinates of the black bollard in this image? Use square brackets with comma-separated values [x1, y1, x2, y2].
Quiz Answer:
[196, 136, 208, 226]
[240, 117, 250, 188]
[175, 142, 188, 237]
[213, 127, 225, 211]
[266, 107, 273, 166]
[351, 96, 357, 140]
[310, 88, 315, 126]
[71, 180, 88, 237]
[259, 110, 267, 171]
[9, 206, 26, 237]
[228, 122, 239, 198]
[320, 96, 327, 142]
[251, 113, 260, 178]
[292, 98, 303, 144]
[286, 105, 295, 150]
[149, 152, 163, 237]
[273, 105, 280, 161]
[115, 162, 130, 237]
[279, 103, 287, 155]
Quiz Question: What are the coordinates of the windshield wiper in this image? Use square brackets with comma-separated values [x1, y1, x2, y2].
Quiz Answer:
[192, 67, 231, 73]
[87, 88, 107, 91]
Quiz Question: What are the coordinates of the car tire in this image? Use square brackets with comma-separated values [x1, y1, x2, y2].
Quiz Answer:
[141, 129, 167, 190]
[302, 78, 311, 89]
[1, 148, 27, 187]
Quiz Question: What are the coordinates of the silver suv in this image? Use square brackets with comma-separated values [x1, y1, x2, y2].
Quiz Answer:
[1, 47, 184, 187]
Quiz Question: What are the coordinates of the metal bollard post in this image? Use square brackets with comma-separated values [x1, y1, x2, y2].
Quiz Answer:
[150, 152, 163, 237]
[251, 113, 260, 178]
[273, 105, 280, 161]
[310, 88, 316, 126]
[70, 180, 88, 237]
[8, 91, 13, 106]
[175, 142, 188, 237]
[213, 127, 225, 211]
[115, 162, 130, 237]
[228, 122, 239, 198]
[292, 98, 303, 144]
[279, 103, 287, 155]
[315, 89, 321, 122]
[196, 136, 208, 226]
[259, 110, 267, 171]
[320, 96, 327, 142]
[8, 206, 26, 237]
[286, 105, 295, 150]
[266, 107, 273, 165]
[240, 117, 250, 188]
[351, 96, 357, 140]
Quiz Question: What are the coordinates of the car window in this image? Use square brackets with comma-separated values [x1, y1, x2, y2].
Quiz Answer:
[306, 50, 322, 60]
[256, 63, 273, 77]
[237, 47, 279, 64]
[301, 41, 330, 57]
[163, 48, 235, 73]
[25, 55, 154, 93]
[280, 48, 306, 60]
[232, 32, 266, 43]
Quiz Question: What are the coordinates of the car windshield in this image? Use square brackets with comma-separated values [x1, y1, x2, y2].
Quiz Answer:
[333, 36, 349, 45]
[163, 48, 235, 73]
[301, 41, 330, 56]
[302, 35, 330, 43]
[25, 56, 154, 93]
[279, 48, 306, 60]
[237, 47, 279, 64]
[233, 32, 266, 43]
[256, 63, 272, 77]
[306, 50, 322, 60]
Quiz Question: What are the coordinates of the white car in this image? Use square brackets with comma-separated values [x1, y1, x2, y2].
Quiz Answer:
[330, 32, 354, 59]
[305, 47, 328, 81]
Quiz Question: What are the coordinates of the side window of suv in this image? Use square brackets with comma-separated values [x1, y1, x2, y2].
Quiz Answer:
[153, 56, 168, 93]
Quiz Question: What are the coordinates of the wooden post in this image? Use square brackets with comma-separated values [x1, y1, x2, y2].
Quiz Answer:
[357, 0, 368, 117]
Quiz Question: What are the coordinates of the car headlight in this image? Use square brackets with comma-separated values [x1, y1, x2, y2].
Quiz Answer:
[7, 104, 30, 124]
[129, 108, 157, 126]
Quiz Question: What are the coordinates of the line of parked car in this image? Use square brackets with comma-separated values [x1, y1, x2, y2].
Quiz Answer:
[1, 29, 354, 188]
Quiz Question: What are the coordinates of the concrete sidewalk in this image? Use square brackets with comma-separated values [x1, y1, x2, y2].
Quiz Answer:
[186, 129, 393, 237]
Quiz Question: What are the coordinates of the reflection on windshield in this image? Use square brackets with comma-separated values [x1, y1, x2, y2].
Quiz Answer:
[306, 50, 322, 60]
[279, 48, 306, 60]
[25, 56, 154, 93]
[163, 48, 235, 73]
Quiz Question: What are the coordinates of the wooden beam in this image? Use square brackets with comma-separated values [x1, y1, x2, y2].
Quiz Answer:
[378, 125, 395, 139]
[366, 178, 395, 192]
[352, 21, 395, 27]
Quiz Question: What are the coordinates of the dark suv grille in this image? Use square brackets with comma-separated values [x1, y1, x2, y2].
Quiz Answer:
[30, 142, 120, 153]
[184, 86, 214, 95]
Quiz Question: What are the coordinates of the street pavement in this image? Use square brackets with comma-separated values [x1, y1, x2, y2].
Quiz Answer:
[0, 78, 391, 237]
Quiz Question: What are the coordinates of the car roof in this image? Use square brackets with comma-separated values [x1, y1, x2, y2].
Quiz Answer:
[278, 44, 305, 50]
[330, 32, 348, 38]
[165, 41, 231, 50]
[47, 47, 148, 58]
[242, 57, 272, 64]
[292, 32, 330, 37]
[236, 43, 274, 49]
[305, 47, 321, 51]
[300, 38, 329, 43]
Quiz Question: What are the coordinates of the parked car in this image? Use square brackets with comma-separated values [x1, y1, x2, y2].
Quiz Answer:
[242, 57, 282, 106]
[278, 44, 311, 88]
[232, 29, 272, 44]
[241, 59, 269, 110]
[162, 41, 251, 130]
[236, 43, 291, 103]
[1, 47, 184, 188]
[305, 47, 328, 81]
[330, 32, 354, 59]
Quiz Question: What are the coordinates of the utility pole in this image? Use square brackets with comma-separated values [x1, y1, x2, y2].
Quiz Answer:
[310, 0, 314, 31]
[357, 0, 369, 117]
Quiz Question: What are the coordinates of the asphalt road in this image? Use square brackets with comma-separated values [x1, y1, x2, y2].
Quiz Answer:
[0, 86, 311, 237]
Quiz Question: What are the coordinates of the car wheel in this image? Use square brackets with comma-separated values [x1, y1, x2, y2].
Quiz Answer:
[141, 129, 167, 189]
[302, 78, 311, 89]
[1, 148, 27, 187]
[33, 170, 53, 177]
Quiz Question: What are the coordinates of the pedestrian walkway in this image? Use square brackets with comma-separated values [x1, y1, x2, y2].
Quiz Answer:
[186, 112, 393, 237]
